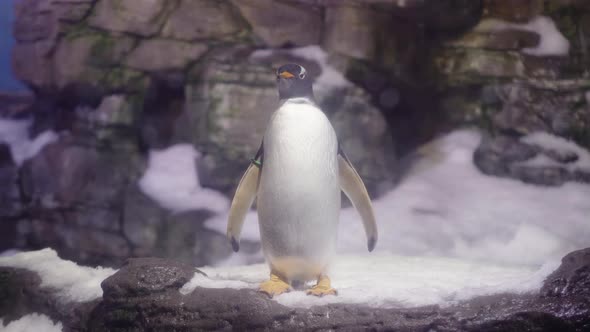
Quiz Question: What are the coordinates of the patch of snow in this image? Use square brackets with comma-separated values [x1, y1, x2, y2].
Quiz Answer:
[476, 16, 570, 56]
[0, 313, 62, 332]
[181, 254, 560, 308]
[520, 131, 590, 172]
[250, 45, 350, 96]
[0, 249, 20, 257]
[0, 118, 58, 166]
[205, 129, 590, 267]
[138, 144, 230, 214]
[0, 248, 116, 302]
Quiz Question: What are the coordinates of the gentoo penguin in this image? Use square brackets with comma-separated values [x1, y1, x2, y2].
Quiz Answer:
[227, 63, 377, 297]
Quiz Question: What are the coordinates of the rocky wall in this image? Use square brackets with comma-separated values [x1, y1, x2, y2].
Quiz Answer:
[2, 0, 590, 267]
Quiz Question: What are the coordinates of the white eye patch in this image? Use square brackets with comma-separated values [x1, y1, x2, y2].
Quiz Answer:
[299, 66, 306, 79]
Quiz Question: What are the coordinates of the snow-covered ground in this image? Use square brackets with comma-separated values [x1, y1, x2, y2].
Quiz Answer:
[181, 254, 558, 308]
[0, 313, 62, 332]
[0, 248, 116, 302]
[205, 129, 590, 268]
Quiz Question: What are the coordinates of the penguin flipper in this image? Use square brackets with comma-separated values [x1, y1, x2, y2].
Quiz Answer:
[338, 153, 378, 252]
[227, 163, 260, 252]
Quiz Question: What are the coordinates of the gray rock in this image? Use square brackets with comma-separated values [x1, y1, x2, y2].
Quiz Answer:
[11, 42, 54, 89]
[232, 0, 322, 47]
[323, 5, 379, 60]
[125, 39, 208, 72]
[161, 0, 246, 41]
[542, 248, 590, 298]
[88, 0, 172, 37]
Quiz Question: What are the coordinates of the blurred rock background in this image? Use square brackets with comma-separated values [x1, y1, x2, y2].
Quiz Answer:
[0, 0, 589, 267]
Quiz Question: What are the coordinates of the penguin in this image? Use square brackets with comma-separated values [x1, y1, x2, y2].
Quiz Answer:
[227, 63, 377, 297]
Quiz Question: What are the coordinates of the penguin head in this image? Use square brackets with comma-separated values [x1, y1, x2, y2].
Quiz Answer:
[276, 63, 314, 101]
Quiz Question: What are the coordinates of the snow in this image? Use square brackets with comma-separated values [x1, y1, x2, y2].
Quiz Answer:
[476, 16, 570, 56]
[181, 254, 560, 308]
[0, 248, 116, 302]
[251, 45, 350, 96]
[520, 131, 590, 172]
[0, 118, 57, 166]
[138, 144, 230, 213]
[0, 313, 62, 332]
[205, 129, 590, 267]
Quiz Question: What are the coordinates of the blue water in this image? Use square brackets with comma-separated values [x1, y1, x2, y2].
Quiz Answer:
[0, 0, 26, 91]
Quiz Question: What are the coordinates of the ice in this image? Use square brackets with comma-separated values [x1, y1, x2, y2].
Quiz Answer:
[138, 144, 230, 213]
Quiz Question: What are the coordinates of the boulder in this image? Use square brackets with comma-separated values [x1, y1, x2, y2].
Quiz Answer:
[88, 0, 172, 37]
[232, 0, 322, 47]
[125, 39, 208, 72]
[161, 0, 247, 41]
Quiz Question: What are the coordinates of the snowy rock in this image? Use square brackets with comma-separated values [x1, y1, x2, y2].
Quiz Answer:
[4, 249, 590, 331]
[542, 248, 590, 298]
[474, 132, 590, 186]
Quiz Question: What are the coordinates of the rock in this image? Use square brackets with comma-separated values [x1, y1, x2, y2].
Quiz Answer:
[232, 0, 322, 47]
[447, 29, 540, 51]
[473, 133, 590, 186]
[11, 42, 54, 89]
[484, 0, 544, 23]
[13, 3, 56, 43]
[474, 134, 538, 176]
[185, 60, 278, 194]
[542, 248, 590, 298]
[88, 0, 172, 37]
[5, 248, 590, 331]
[435, 49, 526, 81]
[125, 39, 208, 72]
[323, 6, 379, 60]
[161, 0, 247, 41]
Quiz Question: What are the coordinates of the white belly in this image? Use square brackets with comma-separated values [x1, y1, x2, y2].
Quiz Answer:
[257, 100, 340, 280]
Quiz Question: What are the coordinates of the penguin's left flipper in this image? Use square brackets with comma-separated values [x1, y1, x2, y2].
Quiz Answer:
[227, 163, 260, 252]
[338, 152, 378, 252]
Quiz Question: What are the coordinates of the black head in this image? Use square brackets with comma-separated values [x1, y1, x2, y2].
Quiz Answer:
[276, 63, 314, 101]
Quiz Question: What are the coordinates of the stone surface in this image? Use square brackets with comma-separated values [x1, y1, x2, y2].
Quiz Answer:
[484, 0, 544, 22]
[125, 39, 208, 72]
[233, 0, 322, 47]
[88, 0, 172, 37]
[542, 248, 590, 298]
[2, 248, 590, 331]
[473, 134, 590, 186]
[161, 0, 246, 41]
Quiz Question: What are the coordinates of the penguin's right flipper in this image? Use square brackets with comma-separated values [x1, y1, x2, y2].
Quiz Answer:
[227, 161, 261, 252]
[338, 150, 378, 252]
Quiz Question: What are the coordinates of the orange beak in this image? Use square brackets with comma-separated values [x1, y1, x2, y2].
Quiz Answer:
[278, 71, 295, 78]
